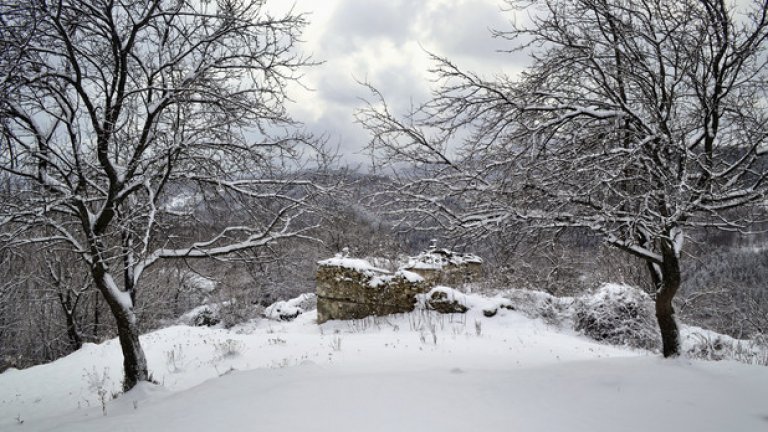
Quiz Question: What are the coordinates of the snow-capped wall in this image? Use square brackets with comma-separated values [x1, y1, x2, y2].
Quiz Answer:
[316, 254, 430, 323]
[315, 247, 484, 324]
[402, 248, 483, 286]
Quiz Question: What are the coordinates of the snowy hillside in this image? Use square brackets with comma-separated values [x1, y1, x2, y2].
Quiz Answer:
[1, 295, 767, 432]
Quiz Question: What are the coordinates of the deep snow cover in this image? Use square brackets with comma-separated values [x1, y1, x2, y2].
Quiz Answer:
[1, 291, 767, 432]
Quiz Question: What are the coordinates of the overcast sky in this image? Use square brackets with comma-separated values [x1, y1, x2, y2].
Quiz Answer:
[269, 0, 530, 168]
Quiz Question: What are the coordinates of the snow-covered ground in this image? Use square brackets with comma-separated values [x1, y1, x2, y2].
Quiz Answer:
[1, 303, 767, 432]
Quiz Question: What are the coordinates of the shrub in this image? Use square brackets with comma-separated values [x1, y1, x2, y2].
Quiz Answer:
[193, 308, 221, 327]
[502, 289, 570, 326]
[264, 293, 317, 321]
[574, 284, 660, 351]
[683, 330, 768, 366]
[177, 305, 221, 327]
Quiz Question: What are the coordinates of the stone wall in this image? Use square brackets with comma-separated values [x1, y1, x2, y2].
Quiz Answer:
[315, 250, 483, 324]
[402, 249, 483, 286]
[316, 257, 430, 324]
[405, 262, 482, 287]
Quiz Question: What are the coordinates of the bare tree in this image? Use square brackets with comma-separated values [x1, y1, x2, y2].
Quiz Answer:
[41, 250, 92, 351]
[358, 0, 768, 357]
[0, 0, 326, 390]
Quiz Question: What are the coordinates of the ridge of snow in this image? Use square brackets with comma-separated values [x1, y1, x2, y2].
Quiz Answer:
[368, 269, 426, 288]
[404, 248, 483, 271]
[317, 256, 390, 275]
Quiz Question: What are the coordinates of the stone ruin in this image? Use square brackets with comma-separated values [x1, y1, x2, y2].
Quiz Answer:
[401, 248, 483, 287]
[316, 248, 483, 323]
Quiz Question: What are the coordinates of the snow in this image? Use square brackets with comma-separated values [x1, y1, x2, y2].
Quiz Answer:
[369, 269, 426, 288]
[671, 226, 685, 256]
[162, 192, 203, 215]
[176, 303, 222, 326]
[1, 297, 767, 432]
[681, 325, 768, 364]
[102, 273, 133, 311]
[405, 249, 483, 271]
[586, 282, 647, 303]
[406, 260, 443, 270]
[264, 293, 316, 320]
[397, 269, 425, 284]
[182, 272, 216, 293]
[317, 256, 390, 274]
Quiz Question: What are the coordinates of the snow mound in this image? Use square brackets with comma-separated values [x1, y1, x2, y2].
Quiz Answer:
[417, 286, 516, 316]
[264, 293, 317, 321]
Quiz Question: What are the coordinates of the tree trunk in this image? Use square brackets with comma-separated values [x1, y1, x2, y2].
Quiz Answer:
[57, 292, 83, 351]
[656, 284, 681, 357]
[112, 306, 149, 391]
[93, 294, 100, 341]
[647, 242, 682, 357]
[63, 311, 83, 351]
[93, 272, 149, 391]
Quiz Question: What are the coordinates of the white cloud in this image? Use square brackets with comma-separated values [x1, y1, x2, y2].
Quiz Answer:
[276, 0, 529, 167]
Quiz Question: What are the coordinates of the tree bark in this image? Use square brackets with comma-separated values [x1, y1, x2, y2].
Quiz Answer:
[112, 307, 149, 391]
[93, 294, 100, 341]
[56, 290, 83, 351]
[648, 243, 682, 357]
[63, 311, 83, 351]
[93, 272, 149, 391]
[656, 285, 681, 357]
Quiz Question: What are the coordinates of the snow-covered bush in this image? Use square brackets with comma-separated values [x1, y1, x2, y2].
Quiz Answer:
[573, 284, 660, 351]
[178, 305, 221, 327]
[218, 298, 262, 329]
[416, 286, 528, 319]
[264, 293, 317, 321]
[502, 289, 570, 325]
[177, 298, 261, 328]
[682, 329, 768, 365]
[192, 308, 221, 327]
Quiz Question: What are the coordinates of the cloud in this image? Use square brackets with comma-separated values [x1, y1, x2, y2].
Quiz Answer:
[420, 1, 508, 58]
[321, 0, 429, 51]
[283, 0, 529, 169]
